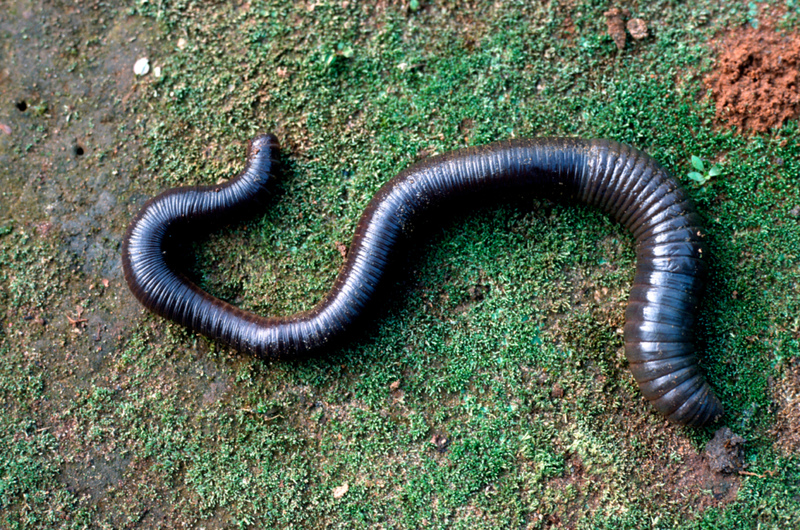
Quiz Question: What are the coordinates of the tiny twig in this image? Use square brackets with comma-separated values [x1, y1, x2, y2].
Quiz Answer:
[238, 408, 283, 421]
[738, 470, 775, 479]
[66, 306, 88, 333]
[66, 314, 87, 327]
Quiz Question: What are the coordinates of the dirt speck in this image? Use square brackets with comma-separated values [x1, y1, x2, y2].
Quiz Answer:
[201, 377, 231, 405]
[431, 432, 450, 452]
[706, 26, 800, 132]
[335, 240, 348, 260]
[455, 282, 491, 313]
[332, 482, 349, 499]
[544, 453, 601, 526]
[466, 283, 490, 302]
[704, 427, 745, 474]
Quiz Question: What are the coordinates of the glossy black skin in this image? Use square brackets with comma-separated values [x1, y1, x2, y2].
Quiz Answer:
[122, 134, 724, 427]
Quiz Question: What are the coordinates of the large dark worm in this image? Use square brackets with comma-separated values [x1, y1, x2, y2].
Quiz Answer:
[122, 134, 723, 427]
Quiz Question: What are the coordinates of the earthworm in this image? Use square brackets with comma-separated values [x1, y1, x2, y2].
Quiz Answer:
[122, 134, 724, 427]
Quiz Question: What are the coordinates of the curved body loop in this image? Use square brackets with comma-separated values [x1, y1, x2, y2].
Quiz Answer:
[122, 134, 723, 426]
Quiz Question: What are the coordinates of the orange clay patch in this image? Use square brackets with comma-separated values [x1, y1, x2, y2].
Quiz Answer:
[706, 26, 800, 132]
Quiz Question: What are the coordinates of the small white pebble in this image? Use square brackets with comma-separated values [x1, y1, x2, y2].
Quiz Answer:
[177, 37, 187, 50]
[133, 57, 150, 76]
[153, 66, 162, 77]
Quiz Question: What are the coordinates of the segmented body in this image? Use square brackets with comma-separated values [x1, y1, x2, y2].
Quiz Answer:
[122, 134, 723, 426]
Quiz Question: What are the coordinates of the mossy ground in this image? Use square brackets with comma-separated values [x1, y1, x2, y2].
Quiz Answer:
[1, 0, 799, 528]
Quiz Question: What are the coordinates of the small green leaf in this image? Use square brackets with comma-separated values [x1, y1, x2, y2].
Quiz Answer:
[688, 172, 705, 183]
[691, 155, 705, 172]
[708, 165, 722, 177]
[410, 0, 420, 11]
[32, 101, 49, 116]
[341, 46, 354, 59]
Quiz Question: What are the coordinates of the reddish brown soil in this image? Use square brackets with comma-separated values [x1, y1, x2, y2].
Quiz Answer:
[627, 420, 741, 512]
[770, 361, 800, 456]
[706, 26, 800, 132]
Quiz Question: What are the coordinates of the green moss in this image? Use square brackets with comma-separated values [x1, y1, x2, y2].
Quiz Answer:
[2, 0, 799, 527]
[124, 0, 800, 526]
